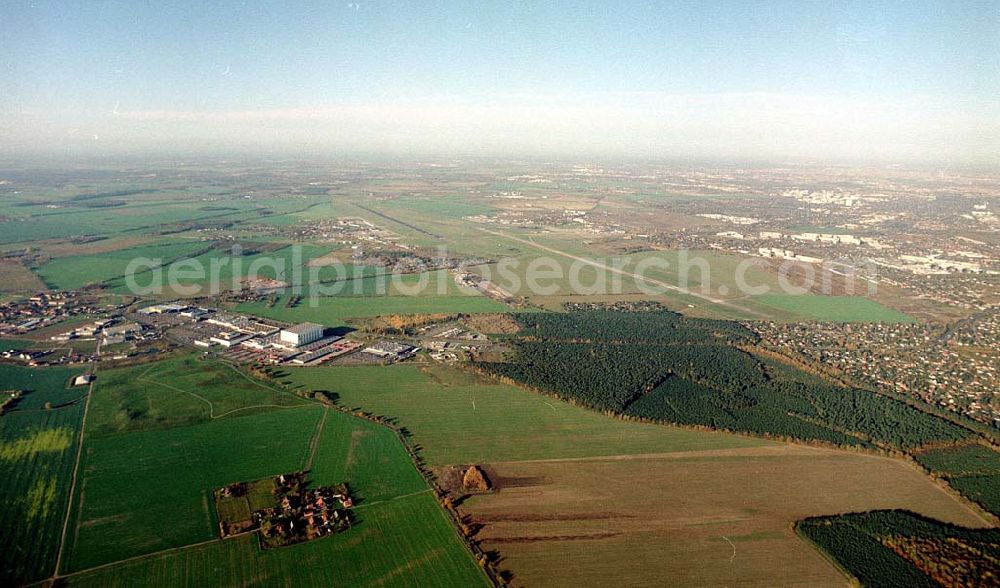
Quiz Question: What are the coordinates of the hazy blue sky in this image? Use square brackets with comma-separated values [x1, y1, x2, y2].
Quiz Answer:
[2, 1, 998, 163]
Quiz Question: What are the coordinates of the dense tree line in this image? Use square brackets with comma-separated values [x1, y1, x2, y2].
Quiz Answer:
[483, 342, 679, 411]
[914, 445, 1000, 517]
[510, 310, 756, 345]
[947, 475, 1000, 517]
[796, 510, 1000, 587]
[623, 376, 869, 447]
[478, 310, 973, 451]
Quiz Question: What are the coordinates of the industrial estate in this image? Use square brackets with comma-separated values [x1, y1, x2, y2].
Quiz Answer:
[2, 2, 998, 587]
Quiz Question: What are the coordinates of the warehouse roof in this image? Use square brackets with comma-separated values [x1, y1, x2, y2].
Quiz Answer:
[282, 322, 324, 335]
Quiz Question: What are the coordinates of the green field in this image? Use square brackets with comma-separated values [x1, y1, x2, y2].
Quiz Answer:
[0, 182, 324, 246]
[66, 492, 487, 588]
[34, 241, 210, 290]
[239, 290, 510, 328]
[307, 409, 428, 503]
[85, 356, 310, 438]
[56, 356, 487, 585]
[104, 243, 333, 296]
[0, 365, 84, 584]
[64, 406, 325, 571]
[751, 294, 914, 322]
[285, 364, 770, 466]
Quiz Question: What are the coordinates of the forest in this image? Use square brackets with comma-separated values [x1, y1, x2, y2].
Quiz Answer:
[796, 510, 1000, 588]
[477, 310, 974, 452]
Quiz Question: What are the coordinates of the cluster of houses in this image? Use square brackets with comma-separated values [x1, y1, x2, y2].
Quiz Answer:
[216, 472, 353, 548]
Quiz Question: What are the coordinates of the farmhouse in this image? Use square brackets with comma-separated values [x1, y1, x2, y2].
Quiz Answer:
[279, 323, 324, 348]
[215, 472, 353, 548]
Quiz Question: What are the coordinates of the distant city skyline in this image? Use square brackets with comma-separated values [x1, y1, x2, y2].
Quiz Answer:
[2, 1, 998, 164]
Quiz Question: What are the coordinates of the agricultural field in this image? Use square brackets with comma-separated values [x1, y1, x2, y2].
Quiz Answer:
[102, 243, 334, 296]
[284, 363, 769, 466]
[463, 448, 988, 588]
[282, 361, 994, 587]
[238, 278, 511, 327]
[84, 355, 310, 438]
[0, 260, 47, 293]
[56, 355, 487, 586]
[65, 492, 487, 588]
[0, 172, 331, 246]
[64, 406, 326, 571]
[0, 364, 84, 585]
[752, 293, 915, 323]
[34, 241, 211, 290]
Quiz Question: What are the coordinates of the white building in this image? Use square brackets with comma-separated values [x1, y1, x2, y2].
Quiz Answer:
[210, 332, 252, 348]
[279, 323, 324, 348]
[73, 374, 96, 386]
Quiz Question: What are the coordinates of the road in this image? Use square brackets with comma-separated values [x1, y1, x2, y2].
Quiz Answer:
[52, 336, 101, 579]
[477, 228, 765, 318]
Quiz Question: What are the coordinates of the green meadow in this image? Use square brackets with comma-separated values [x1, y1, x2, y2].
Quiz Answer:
[237, 270, 511, 326]
[752, 294, 914, 323]
[34, 241, 210, 290]
[0, 365, 84, 584]
[66, 492, 487, 588]
[84, 356, 310, 438]
[57, 357, 487, 586]
[104, 243, 333, 295]
[64, 406, 325, 571]
[285, 364, 769, 466]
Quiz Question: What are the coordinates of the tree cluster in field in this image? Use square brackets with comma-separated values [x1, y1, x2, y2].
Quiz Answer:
[476, 311, 973, 451]
[796, 510, 1000, 588]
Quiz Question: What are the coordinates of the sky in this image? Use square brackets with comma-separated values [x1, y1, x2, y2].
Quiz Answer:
[2, 0, 998, 164]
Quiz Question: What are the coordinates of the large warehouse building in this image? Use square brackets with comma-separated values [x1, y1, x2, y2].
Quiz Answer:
[279, 322, 324, 347]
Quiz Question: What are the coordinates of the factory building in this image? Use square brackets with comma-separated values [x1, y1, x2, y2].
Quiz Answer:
[279, 323, 324, 348]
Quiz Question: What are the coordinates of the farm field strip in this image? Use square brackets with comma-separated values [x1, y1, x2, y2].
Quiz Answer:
[53, 363, 96, 578]
[286, 364, 769, 466]
[63, 492, 489, 588]
[751, 293, 915, 323]
[0, 364, 86, 584]
[63, 407, 326, 572]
